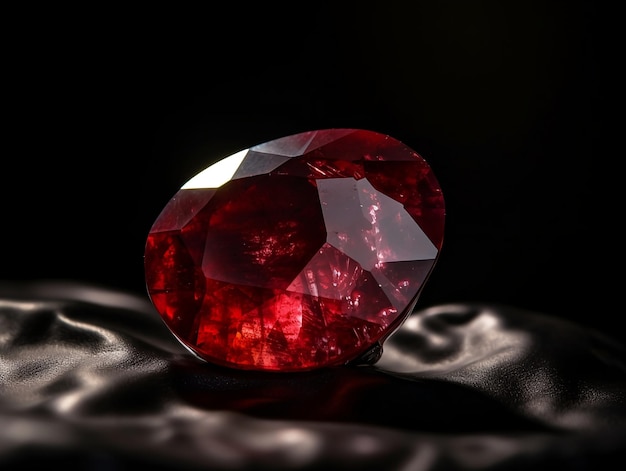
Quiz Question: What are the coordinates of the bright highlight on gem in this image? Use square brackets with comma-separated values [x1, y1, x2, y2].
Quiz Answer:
[182, 149, 248, 189]
[144, 129, 445, 372]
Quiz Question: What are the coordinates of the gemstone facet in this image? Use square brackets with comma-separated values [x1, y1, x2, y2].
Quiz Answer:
[144, 129, 445, 372]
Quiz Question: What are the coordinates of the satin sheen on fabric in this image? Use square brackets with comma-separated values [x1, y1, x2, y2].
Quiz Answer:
[1, 281, 625, 470]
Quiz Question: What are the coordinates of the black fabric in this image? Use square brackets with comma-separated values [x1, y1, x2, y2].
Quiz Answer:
[1, 281, 625, 470]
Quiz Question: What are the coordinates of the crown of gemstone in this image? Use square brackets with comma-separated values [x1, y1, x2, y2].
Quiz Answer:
[144, 129, 445, 372]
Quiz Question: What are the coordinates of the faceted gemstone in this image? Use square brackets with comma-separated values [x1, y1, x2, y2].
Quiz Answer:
[144, 129, 445, 372]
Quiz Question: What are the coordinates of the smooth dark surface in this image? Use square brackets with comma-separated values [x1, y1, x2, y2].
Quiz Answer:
[1, 281, 625, 470]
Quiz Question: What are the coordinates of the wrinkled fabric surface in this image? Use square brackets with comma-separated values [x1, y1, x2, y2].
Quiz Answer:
[1, 281, 625, 470]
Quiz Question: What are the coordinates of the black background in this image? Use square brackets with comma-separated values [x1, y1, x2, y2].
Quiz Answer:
[3, 3, 619, 341]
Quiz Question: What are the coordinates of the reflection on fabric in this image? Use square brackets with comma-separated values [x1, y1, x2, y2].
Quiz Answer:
[1, 281, 625, 470]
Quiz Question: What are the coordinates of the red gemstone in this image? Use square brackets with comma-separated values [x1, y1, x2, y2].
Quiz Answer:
[144, 129, 445, 372]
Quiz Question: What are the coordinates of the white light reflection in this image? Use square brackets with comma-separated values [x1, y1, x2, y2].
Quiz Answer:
[240, 426, 322, 465]
[182, 149, 248, 189]
[376, 304, 529, 375]
[351, 433, 384, 455]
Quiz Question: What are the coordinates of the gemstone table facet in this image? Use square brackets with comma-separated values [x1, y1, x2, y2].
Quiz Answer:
[144, 129, 445, 372]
